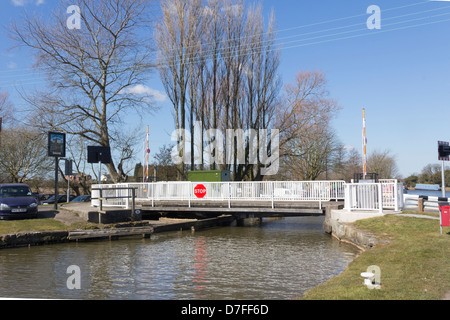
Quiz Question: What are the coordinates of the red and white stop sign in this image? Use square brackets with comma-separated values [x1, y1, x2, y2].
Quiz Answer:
[194, 184, 207, 199]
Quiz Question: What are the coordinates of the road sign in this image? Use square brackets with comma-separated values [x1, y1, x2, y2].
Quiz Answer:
[65, 159, 73, 176]
[194, 184, 207, 199]
[438, 141, 450, 161]
[87, 146, 112, 164]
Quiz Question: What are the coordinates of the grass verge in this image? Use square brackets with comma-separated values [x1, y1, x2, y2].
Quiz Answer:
[0, 218, 69, 234]
[302, 214, 450, 300]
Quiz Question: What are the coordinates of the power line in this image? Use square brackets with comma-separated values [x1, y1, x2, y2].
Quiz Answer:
[1, 1, 449, 89]
[0, 0, 433, 77]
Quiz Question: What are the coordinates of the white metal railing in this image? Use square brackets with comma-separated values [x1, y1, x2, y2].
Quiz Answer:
[403, 194, 441, 212]
[344, 182, 403, 212]
[91, 180, 346, 209]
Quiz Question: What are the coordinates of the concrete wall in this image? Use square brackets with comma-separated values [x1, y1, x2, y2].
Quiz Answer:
[323, 208, 382, 250]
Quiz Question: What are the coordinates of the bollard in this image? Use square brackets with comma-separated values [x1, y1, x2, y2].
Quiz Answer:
[418, 198, 424, 213]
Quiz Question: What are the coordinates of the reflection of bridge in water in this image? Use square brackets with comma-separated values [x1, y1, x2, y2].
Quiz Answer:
[92, 180, 404, 221]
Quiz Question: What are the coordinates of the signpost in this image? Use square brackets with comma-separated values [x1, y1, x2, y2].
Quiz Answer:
[437, 141, 450, 234]
[65, 159, 73, 203]
[438, 141, 450, 198]
[48, 132, 66, 210]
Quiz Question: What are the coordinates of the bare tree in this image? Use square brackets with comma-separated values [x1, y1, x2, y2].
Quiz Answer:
[283, 125, 338, 180]
[239, 4, 281, 181]
[328, 146, 363, 181]
[276, 71, 341, 180]
[155, 0, 204, 178]
[9, 0, 156, 183]
[0, 128, 52, 183]
[0, 90, 15, 129]
[156, 0, 281, 180]
[367, 149, 399, 179]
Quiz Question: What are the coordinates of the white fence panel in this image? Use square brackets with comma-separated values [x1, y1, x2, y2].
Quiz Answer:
[344, 182, 403, 212]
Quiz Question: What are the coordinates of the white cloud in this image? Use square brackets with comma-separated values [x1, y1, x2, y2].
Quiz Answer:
[11, 0, 45, 6]
[122, 84, 167, 102]
[11, 0, 25, 6]
[7, 62, 17, 69]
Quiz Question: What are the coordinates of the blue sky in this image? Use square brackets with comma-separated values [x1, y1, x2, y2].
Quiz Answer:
[1, 0, 450, 178]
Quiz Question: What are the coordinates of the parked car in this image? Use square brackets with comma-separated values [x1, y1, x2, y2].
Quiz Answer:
[38, 194, 54, 204]
[0, 183, 38, 220]
[71, 195, 91, 203]
[42, 194, 76, 205]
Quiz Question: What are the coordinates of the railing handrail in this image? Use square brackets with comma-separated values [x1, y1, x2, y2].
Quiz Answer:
[92, 180, 346, 209]
[91, 180, 403, 213]
[91, 186, 138, 214]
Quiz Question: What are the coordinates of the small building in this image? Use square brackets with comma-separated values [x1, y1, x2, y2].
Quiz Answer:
[187, 170, 231, 182]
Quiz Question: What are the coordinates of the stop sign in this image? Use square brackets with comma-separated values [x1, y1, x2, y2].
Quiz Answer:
[194, 184, 207, 199]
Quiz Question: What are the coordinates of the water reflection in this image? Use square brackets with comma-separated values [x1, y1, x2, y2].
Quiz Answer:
[0, 216, 359, 299]
[193, 236, 207, 299]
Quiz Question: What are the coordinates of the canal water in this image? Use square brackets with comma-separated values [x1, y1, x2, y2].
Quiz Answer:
[0, 216, 359, 300]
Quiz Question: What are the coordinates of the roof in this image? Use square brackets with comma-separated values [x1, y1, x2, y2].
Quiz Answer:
[0, 183, 31, 188]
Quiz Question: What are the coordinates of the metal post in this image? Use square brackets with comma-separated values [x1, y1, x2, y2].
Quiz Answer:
[394, 183, 398, 211]
[271, 181, 274, 209]
[67, 176, 70, 203]
[151, 183, 154, 208]
[189, 181, 191, 208]
[228, 182, 231, 209]
[99, 188, 103, 212]
[344, 184, 349, 211]
[442, 160, 446, 198]
[378, 183, 383, 214]
[54, 157, 59, 210]
[131, 188, 136, 221]
[98, 160, 101, 185]
[125, 184, 129, 209]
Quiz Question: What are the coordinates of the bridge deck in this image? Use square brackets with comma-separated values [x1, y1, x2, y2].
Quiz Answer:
[138, 200, 343, 219]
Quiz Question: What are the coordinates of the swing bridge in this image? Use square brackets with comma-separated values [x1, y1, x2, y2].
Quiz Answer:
[91, 180, 404, 220]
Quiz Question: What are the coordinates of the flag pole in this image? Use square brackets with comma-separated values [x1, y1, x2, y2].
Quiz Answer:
[363, 108, 367, 179]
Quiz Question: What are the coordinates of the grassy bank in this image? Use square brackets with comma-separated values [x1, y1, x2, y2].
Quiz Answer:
[302, 213, 450, 300]
[0, 218, 69, 234]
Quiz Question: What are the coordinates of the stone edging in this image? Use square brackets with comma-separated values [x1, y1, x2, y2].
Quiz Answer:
[0, 231, 69, 249]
